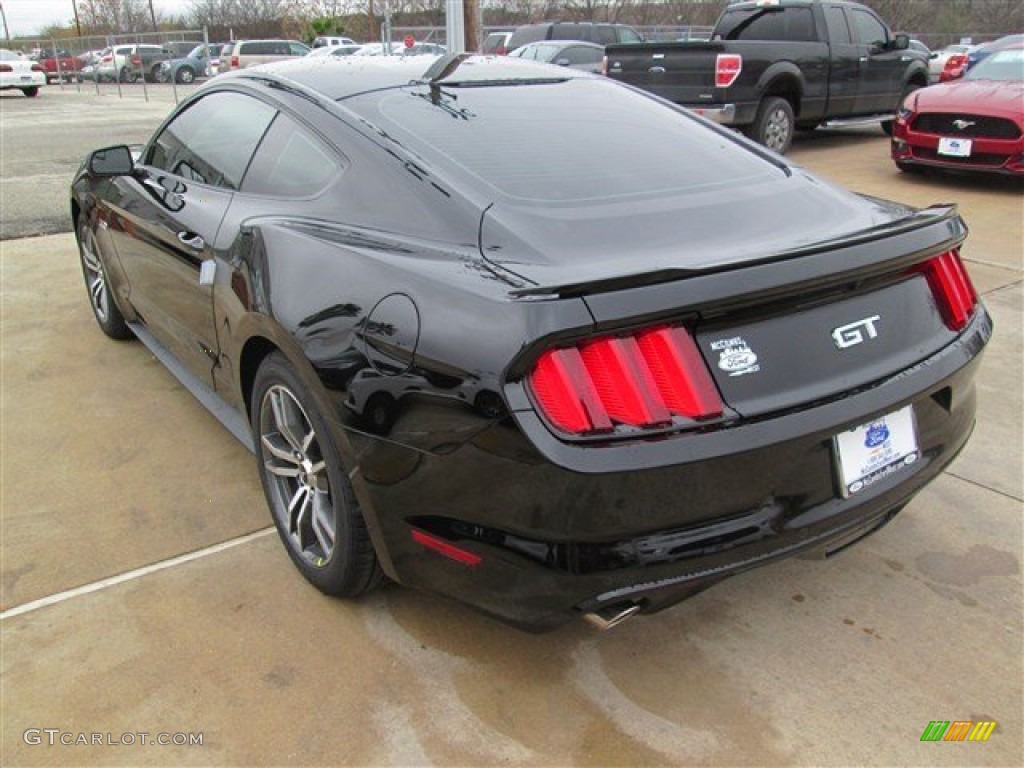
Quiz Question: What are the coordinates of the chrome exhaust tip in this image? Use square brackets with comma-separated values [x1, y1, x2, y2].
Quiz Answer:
[583, 602, 642, 631]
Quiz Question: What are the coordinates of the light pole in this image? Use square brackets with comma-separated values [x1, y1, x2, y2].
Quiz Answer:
[148, 0, 157, 32]
[0, 1, 10, 42]
[72, 0, 82, 37]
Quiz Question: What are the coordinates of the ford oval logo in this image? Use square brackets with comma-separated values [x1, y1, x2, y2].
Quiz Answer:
[718, 350, 757, 373]
[864, 422, 890, 448]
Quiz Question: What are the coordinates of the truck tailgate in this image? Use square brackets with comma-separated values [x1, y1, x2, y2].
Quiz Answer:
[605, 42, 722, 103]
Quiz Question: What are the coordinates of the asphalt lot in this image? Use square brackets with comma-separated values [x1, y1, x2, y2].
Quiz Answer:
[1, 85, 1022, 766]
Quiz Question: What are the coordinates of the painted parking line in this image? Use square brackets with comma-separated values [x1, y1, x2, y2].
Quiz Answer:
[0, 527, 275, 621]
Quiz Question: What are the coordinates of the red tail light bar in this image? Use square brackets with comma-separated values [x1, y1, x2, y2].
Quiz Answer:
[915, 250, 977, 331]
[529, 325, 723, 436]
[715, 53, 742, 88]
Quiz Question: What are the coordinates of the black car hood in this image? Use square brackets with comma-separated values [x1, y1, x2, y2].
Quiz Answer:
[479, 168, 919, 296]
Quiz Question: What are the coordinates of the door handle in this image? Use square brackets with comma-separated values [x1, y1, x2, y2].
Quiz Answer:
[648, 66, 666, 74]
[177, 231, 204, 250]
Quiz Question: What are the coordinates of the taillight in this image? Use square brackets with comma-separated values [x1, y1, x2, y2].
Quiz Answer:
[31, 63, 44, 72]
[102, 55, 112, 63]
[915, 250, 977, 331]
[131, 55, 141, 66]
[231, 55, 239, 67]
[529, 326, 723, 436]
[0, 64, 11, 73]
[715, 53, 742, 88]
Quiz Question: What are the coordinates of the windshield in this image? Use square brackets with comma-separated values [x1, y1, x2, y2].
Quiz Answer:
[966, 48, 1024, 81]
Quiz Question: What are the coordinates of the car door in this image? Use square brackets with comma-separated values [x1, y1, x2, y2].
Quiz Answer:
[821, 4, 858, 117]
[848, 6, 904, 114]
[110, 90, 277, 384]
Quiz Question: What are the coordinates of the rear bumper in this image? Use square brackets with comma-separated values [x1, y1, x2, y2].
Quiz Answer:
[345, 308, 991, 630]
[683, 101, 759, 127]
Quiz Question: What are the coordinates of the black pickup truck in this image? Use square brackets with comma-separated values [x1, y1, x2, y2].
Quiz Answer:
[604, 0, 929, 153]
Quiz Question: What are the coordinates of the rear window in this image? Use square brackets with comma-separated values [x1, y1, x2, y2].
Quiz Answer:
[716, 8, 817, 42]
[346, 78, 778, 204]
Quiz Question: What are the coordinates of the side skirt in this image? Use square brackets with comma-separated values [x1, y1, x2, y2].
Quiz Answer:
[127, 321, 255, 453]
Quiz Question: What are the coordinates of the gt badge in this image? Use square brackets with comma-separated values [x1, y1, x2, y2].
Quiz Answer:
[832, 315, 881, 349]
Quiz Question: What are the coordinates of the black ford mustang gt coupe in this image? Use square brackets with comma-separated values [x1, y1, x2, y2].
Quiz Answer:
[71, 54, 990, 631]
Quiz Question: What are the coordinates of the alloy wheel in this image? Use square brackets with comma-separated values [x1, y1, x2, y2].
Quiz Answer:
[764, 107, 791, 153]
[259, 385, 336, 567]
[79, 230, 110, 322]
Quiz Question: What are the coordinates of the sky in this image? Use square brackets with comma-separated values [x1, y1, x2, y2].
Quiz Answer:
[1, 0, 191, 37]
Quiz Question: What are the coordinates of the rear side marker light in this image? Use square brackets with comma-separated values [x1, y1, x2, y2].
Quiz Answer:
[529, 326, 723, 436]
[915, 250, 977, 331]
[411, 529, 482, 567]
[715, 53, 742, 88]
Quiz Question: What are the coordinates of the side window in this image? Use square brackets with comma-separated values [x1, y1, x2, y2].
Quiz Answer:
[145, 92, 276, 190]
[850, 9, 888, 47]
[593, 27, 617, 46]
[242, 113, 342, 198]
[824, 6, 852, 45]
[289, 42, 310, 56]
[563, 46, 602, 66]
[618, 27, 643, 44]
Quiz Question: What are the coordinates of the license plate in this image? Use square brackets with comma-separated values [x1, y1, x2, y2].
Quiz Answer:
[834, 406, 919, 497]
[938, 137, 972, 157]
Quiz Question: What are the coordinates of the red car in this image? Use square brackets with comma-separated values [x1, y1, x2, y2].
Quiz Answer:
[892, 46, 1024, 175]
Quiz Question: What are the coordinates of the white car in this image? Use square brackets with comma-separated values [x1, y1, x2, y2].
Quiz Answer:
[0, 49, 45, 97]
[307, 44, 363, 58]
[928, 44, 976, 83]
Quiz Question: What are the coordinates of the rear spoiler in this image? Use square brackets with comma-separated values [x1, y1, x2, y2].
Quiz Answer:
[509, 204, 964, 299]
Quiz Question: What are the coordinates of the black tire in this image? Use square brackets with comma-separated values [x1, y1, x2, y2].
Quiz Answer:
[175, 66, 195, 84]
[895, 161, 922, 175]
[118, 66, 137, 83]
[882, 82, 922, 136]
[746, 96, 795, 154]
[76, 217, 132, 340]
[22, 86, 39, 98]
[149, 65, 162, 83]
[252, 352, 382, 597]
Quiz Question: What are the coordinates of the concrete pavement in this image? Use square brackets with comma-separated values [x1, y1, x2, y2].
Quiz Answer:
[1, 121, 1021, 765]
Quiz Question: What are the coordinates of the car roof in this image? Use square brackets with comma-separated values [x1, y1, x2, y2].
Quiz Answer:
[217, 53, 589, 101]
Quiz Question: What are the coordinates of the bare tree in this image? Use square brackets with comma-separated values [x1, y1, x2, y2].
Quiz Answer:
[78, 0, 159, 33]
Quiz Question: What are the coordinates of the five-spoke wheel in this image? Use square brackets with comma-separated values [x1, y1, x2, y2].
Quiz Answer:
[77, 218, 131, 339]
[252, 353, 382, 596]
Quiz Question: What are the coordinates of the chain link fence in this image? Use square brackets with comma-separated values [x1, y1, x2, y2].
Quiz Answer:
[18, 29, 210, 103]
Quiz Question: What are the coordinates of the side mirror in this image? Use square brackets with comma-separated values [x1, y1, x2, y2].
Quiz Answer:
[88, 145, 133, 177]
[892, 34, 910, 51]
[555, 58, 571, 67]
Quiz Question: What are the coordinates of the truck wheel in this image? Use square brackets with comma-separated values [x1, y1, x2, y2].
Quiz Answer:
[882, 83, 922, 136]
[175, 67, 195, 84]
[747, 97, 794, 154]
